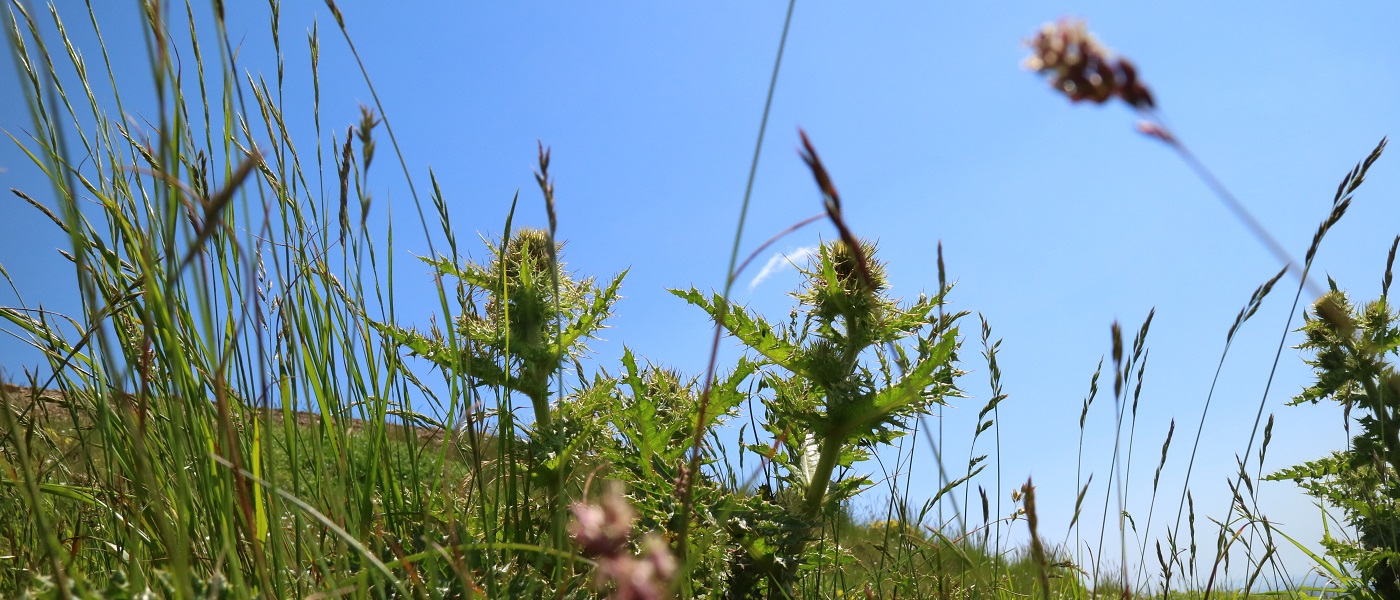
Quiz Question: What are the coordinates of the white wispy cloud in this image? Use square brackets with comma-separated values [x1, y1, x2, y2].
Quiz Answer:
[749, 246, 817, 290]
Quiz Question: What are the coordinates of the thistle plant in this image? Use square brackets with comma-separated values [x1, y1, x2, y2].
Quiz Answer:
[1267, 286, 1400, 597]
[674, 239, 964, 523]
[378, 226, 625, 438]
[374, 220, 626, 565]
[607, 349, 756, 490]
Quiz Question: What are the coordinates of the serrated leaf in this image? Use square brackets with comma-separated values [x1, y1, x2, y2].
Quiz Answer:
[420, 254, 495, 290]
[708, 356, 759, 422]
[841, 329, 957, 436]
[556, 269, 627, 354]
[670, 287, 806, 373]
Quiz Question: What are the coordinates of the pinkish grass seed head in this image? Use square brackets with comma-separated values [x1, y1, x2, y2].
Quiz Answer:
[569, 484, 636, 557]
[569, 484, 678, 599]
[1025, 18, 1155, 110]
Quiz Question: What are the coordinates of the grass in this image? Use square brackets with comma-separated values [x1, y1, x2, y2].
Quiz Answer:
[0, 2, 1394, 599]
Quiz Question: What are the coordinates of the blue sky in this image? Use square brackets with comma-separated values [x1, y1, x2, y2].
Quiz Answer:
[4, 0, 1400, 586]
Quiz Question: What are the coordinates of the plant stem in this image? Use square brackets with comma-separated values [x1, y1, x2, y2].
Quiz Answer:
[802, 435, 844, 520]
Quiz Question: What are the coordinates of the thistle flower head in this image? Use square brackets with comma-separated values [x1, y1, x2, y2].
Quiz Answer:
[829, 239, 885, 293]
[501, 227, 558, 280]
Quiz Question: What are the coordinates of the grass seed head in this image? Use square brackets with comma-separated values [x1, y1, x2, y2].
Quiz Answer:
[1025, 18, 1155, 110]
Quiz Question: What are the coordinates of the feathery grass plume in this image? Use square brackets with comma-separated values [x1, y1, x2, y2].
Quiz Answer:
[1258, 414, 1273, 469]
[937, 241, 946, 296]
[1188, 491, 1197, 578]
[1111, 321, 1124, 398]
[1132, 418, 1177, 586]
[1098, 319, 1131, 592]
[532, 142, 565, 391]
[969, 314, 1006, 548]
[979, 485, 990, 530]
[1078, 359, 1102, 432]
[356, 105, 378, 173]
[1156, 539, 1172, 596]
[1153, 421, 1174, 494]
[10, 188, 67, 233]
[1068, 473, 1093, 535]
[356, 105, 379, 226]
[176, 148, 263, 272]
[1228, 266, 1289, 344]
[1072, 357, 1101, 572]
[536, 141, 557, 241]
[1235, 457, 1254, 506]
[1120, 314, 1155, 582]
[1383, 235, 1400, 300]
[1306, 137, 1387, 265]
[337, 126, 353, 244]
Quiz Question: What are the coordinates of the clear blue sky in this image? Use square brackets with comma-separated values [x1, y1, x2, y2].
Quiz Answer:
[4, 0, 1399, 587]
